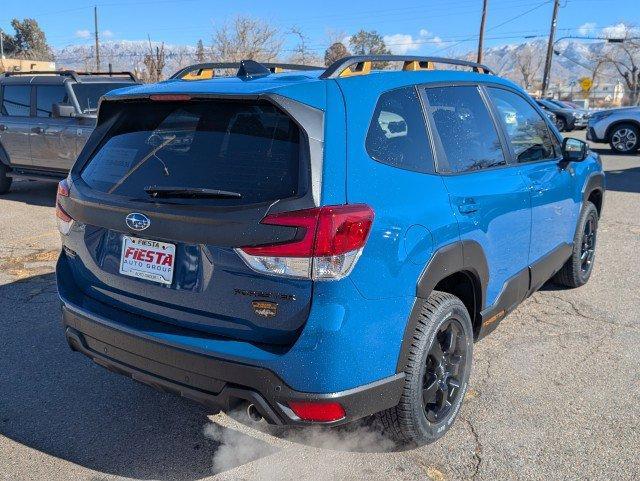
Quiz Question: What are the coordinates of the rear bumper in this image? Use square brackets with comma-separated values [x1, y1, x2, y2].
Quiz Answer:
[60, 300, 404, 426]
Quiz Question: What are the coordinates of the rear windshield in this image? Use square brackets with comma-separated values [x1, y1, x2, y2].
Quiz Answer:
[72, 83, 135, 112]
[80, 99, 303, 205]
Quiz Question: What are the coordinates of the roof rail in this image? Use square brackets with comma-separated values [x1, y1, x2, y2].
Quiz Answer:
[2, 70, 138, 82]
[320, 55, 495, 79]
[73, 71, 139, 82]
[3, 70, 80, 81]
[170, 61, 323, 80]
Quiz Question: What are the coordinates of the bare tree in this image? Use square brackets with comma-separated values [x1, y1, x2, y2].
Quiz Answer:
[143, 36, 166, 82]
[211, 16, 282, 62]
[288, 26, 320, 65]
[513, 43, 544, 91]
[602, 24, 640, 105]
[173, 46, 192, 70]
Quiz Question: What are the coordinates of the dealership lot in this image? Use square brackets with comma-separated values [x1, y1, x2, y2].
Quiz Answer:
[0, 132, 638, 481]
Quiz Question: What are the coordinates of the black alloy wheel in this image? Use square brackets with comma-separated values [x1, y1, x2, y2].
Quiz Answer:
[422, 318, 468, 423]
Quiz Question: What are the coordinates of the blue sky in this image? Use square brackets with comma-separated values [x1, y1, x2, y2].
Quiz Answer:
[0, 0, 637, 55]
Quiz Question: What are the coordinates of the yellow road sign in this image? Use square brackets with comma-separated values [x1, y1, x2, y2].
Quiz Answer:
[580, 77, 593, 92]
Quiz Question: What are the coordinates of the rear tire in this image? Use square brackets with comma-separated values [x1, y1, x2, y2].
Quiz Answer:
[609, 123, 639, 154]
[377, 291, 473, 445]
[0, 163, 12, 194]
[553, 202, 598, 288]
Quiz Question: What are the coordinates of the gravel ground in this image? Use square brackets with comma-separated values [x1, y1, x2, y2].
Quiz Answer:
[0, 131, 638, 481]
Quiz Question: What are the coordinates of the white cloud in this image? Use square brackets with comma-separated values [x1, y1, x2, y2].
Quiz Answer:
[601, 22, 633, 39]
[102, 30, 114, 38]
[383, 33, 421, 54]
[75, 29, 90, 39]
[578, 22, 597, 36]
[419, 29, 431, 37]
[578, 22, 596, 36]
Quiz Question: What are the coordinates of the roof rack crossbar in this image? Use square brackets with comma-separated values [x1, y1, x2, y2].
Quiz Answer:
[170, 61, 323, 80]
[2, 69, 138, 82]
[320, 55, 494, 79]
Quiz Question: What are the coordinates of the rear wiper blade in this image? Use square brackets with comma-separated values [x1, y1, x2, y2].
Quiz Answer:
[144, 186, 242, 199]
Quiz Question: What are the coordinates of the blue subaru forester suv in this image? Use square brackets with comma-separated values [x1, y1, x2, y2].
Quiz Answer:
[56, 56, 604, 445]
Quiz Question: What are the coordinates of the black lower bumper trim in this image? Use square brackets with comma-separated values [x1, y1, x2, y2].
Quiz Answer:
[62, 302, 404, 426]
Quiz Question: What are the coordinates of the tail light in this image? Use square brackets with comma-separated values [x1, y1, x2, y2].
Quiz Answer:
[288, 401, 346, 422]
[56, 179, 74, 235]
[237, 204, 374, 281]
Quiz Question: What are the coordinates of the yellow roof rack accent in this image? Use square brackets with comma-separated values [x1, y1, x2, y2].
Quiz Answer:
[181, 68, 215, 81]
[402, 60, 435, 71]
[339, 61, 372, 77]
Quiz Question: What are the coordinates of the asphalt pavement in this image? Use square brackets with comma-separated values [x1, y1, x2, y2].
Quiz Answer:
[0, 131, 638, 480]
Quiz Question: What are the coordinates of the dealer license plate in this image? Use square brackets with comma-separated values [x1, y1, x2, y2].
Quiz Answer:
[119, 236, 176, 285]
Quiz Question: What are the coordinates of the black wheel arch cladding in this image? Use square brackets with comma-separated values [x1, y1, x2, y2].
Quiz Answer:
[397, 240, 488, 372]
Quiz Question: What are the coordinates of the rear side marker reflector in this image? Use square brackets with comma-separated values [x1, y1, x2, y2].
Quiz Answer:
[56, 178, 74, 235]
[237, 204, 374, 281]
[288, 401, 346, 422]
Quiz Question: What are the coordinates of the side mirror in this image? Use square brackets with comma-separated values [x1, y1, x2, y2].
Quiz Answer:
[562, 137, 588, 162]
[52, 103, 76, 118]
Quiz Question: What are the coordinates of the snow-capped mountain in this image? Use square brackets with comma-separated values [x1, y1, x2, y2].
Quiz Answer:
[53, 38, 614, 87]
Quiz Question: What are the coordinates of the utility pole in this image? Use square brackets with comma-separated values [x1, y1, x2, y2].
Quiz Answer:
[541, 0, 560, 97]
[477, 0, 489, 64]
[94, 5, 101, 71]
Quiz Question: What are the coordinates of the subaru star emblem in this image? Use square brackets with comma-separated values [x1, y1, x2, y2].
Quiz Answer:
[125, 213, 151, 231]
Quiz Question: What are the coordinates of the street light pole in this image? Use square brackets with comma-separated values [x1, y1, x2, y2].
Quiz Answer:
[541, 0, 560, 97]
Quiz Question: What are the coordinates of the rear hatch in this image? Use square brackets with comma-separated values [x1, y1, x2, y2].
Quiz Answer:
[61, 96, 319, 345]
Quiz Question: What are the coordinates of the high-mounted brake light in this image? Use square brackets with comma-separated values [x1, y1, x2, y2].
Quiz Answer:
[237, 204, 374, 280]
[56, 179, 74, 235]
[149, 94, 192, 102]
[288, 401, 346, 422]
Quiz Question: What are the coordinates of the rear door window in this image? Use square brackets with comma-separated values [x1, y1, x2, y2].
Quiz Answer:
[424, 85, 506, 173]
[80, 99, 304, 205]
[1, 86, 31, 116]
[36, 85, 70, 118]
[365, 87, 434, 173]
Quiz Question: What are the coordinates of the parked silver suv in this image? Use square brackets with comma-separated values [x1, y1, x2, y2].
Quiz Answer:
[0, 70, 138, 193]
[587, 106, 640, 154]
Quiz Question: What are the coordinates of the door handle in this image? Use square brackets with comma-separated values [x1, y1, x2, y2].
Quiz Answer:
[31, 126, 45, 134]
[458, 200, 478, 214]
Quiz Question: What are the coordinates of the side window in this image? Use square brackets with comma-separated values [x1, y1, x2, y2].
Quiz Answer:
[36, 85, 70, 118]
[365, 87, 434, 173]
[424, 85, 506, 173]
[487, 87, 556, 163]
[1, 86, 31, 116]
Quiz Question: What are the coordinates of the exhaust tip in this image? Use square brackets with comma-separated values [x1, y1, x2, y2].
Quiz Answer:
[246, 403, 263, 422]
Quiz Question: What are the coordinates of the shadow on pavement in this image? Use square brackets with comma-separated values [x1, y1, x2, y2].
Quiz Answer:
[3, 180, 57, 207]
[602, 165, 640, 194]
[0, 272, 275, 480]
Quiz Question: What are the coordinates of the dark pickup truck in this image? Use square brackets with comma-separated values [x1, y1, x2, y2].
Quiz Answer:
[0, 70, 138, 193]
